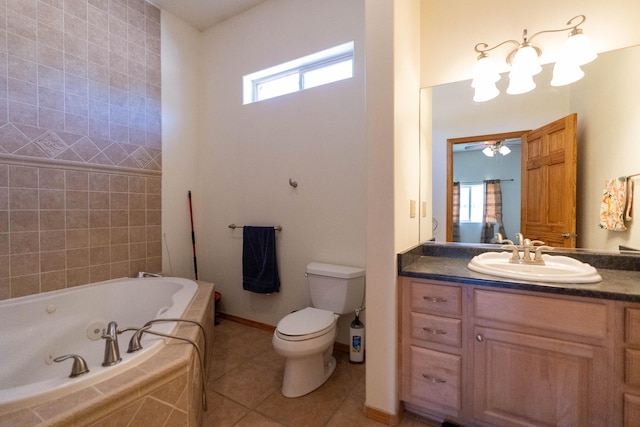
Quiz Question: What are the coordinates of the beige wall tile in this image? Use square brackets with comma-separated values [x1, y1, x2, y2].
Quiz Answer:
[10, 232, 39, 254]
[40, 210, 65, 230]
[0, 255, 9, 277]
[41, 250, 66, 272]
[10, 210, 39, 232]
[89, 227, 109, 246]
[11, 274, 39, 297]
[66, 228, 89, 249]
[66, 266, 90, 287]
[0, 211, 8, 232]
[66, 209, 89, 229]
[66, 190, 88, 209]
[1, 0, 162, 301]
[9, 166, 38, 188]
[41, 230, 66, 251]
[10, 188, 38, 209]
[40, 189, 65, 209]
[90, 210, 109, 228]
[67, 248, 89, 268]
[110, 209, 128, 227]
[11, 253, 40, 276]
[41, 270, 67, 293]
[0, 277, 9, 300]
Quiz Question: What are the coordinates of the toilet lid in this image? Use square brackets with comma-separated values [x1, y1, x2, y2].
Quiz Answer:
[276, 307, 336, 341]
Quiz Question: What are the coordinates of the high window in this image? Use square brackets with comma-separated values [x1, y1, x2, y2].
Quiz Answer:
[242, 41, 354, 104]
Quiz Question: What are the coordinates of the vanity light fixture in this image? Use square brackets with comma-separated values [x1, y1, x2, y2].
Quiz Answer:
[472, 15, 597, 102]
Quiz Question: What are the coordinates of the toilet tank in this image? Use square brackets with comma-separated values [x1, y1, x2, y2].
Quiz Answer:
[306, 262, 365, 314]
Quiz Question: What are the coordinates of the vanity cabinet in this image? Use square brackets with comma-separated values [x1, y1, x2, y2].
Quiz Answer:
[614, 303, 640, 426]
[472, 289, 609, 427]
[400, 277, 613, 426]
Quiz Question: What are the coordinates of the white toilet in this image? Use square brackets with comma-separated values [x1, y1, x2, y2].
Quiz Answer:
[272, 262, 365, 398]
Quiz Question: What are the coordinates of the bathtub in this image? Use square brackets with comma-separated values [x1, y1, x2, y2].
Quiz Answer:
[0, 277, 198, 412]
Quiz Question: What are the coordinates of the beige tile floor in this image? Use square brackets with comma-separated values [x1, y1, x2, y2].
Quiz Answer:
[204, 318, 436, 427]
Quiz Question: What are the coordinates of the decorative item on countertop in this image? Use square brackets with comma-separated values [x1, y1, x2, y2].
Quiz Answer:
[350, 307, 365, 364]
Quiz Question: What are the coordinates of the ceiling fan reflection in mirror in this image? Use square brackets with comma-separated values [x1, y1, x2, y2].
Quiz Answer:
[463, 138, 519, 157]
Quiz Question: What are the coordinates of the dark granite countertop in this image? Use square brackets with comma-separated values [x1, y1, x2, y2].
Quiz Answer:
[399, 243, 640, 303]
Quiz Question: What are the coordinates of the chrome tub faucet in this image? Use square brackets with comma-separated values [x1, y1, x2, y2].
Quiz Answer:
[137, 271, 163, 278]
[101, 321, 122, 366]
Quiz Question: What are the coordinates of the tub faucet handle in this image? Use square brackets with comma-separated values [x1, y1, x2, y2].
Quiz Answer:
[54, 354, 90, 378]
[101, 321, 122, 366]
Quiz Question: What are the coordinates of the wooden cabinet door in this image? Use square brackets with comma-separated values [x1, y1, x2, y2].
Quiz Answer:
[521, 113, 577, 247]
[473, 326, 607, 427]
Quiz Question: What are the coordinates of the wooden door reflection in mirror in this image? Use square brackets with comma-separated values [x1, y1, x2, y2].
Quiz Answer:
[446, 114, 577, 248]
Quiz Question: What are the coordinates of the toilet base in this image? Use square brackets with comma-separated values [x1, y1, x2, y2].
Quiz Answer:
[281, 344, 336, 398]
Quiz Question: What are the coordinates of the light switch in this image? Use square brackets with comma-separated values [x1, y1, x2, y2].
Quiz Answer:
[410, 200, 416, 218]
[422, 201, 427, 217]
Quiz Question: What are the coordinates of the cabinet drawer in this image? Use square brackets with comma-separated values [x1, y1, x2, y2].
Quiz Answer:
[474, 289, 607, 340]
[410, 312, 462, 348]
[626, 349, 640, 387]
[410, 282, 462, 316]
[406, 346, 461, 411]
[625, 308, 640, 346]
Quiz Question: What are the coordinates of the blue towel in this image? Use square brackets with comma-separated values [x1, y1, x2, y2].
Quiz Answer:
[242, 226, 280, 293]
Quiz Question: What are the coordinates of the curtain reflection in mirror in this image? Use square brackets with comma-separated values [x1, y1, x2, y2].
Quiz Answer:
[452, 182, 460, 242]
[482, 180, 506, 243]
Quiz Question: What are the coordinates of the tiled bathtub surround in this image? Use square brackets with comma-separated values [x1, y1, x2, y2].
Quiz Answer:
[0, 161, 162, 299]
[0, 0, 163, 300]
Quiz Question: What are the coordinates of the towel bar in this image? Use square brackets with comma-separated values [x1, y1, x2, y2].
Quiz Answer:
[228, 224, 282, 231]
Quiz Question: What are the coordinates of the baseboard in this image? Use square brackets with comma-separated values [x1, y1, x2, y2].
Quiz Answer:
[218, 313, 275, 332]
[363, 405, 402, 426]
[219, 313, 351, 354]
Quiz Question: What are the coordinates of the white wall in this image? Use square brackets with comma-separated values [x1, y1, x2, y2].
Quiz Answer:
[161, 12, 203, 280]
[363, 0, 422, 419]
[573, 46, 640, 250]
[196, 0, 366, 343]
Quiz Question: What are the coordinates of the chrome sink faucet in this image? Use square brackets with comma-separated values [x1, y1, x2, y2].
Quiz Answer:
[101, 321, 122, 366]
[500, 233, 553, 265]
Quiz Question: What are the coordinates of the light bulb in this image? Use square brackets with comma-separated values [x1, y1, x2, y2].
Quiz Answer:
[472, 56, 501, 88]
[510, 45, 542, 77]
[473, 81, 499, 102]
[507, 72, 536, 95]
[551, 59, 585, 86]
[482, 146, 495, 157]
[563, 30, 597, 66]
[498, 145, 511, 155]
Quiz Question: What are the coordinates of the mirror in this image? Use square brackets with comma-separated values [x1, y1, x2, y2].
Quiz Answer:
[423, 44, 640, 251]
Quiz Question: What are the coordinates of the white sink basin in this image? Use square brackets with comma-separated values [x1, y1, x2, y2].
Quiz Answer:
[467, 251, 602, 284]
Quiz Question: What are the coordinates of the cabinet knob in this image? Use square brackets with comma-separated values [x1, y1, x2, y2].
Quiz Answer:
[476, 334, 484, 342]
